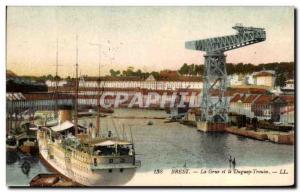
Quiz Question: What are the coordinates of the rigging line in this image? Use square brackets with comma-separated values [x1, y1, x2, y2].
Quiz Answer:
[89, 42, 103, 136]
[122, 124, 125, 140]
[50, 38, 63, 115]
[111, 118, 120, 139]
[105, 116, 109, 135]
[74, 34, 79, 136]
[129, 124, 134, 144]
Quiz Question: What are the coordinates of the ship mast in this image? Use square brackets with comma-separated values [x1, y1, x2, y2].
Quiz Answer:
[74, 35, 79, 136]
[54, 38, 59, 117]
[90, 42, 102, 137]
[97, 46, 101, 138]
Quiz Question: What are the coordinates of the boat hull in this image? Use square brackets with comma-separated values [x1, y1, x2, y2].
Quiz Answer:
[38, 132, 137, 186]
[39, 151, 136, 186]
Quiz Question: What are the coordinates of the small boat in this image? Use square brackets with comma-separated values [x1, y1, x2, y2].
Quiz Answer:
[147, 121, 154, 125]
[164, 118, 177, 123]
[6, 150, 19, 164]
[20, 139, 38, 155]
[6, 135, 17, 152]
[30, 173, 77, 187]
[30, 173, 60, 187]
[79, 106, 114, 114]
[77, 110, 107, 118]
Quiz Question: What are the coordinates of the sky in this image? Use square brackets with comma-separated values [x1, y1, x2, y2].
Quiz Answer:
[6, 6, 294, 77]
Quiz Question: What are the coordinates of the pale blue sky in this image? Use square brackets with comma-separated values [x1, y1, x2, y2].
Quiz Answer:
[7, 6, 294, 77]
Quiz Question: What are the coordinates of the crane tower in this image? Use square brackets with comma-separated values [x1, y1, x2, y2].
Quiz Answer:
[185, 24, 266, 125]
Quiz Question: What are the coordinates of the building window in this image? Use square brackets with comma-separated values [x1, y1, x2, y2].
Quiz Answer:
[109, 169, 112, 173]
[120, 168, 124, 173]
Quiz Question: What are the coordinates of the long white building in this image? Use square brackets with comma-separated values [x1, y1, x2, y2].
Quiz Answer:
[46, 74, 203, 91]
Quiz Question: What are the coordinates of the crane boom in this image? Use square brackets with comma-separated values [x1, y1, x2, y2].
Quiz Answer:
[185, 25, 266, 53]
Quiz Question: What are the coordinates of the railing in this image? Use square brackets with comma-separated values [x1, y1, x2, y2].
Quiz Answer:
[90, 160, 141, 170]
[6, 99, 73, 113]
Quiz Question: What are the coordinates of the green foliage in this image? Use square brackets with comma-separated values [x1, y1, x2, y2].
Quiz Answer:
[109, 66, 158, 79]
[109, 69, 121, 77]
[106, 62, 294, 88]
[178, 63, 203, 76]
[178, 63, 189, 75]
[122, 66, 135, 76]
[178, 62, 294, 76]
[150, 71, 160, 79]
[226, 62, 294, 87]
[20, 61, 294, 90]
[54, 75, 61, 81]
[66, 76, 72, 82]
[20, 74, 62, 83]
[275, 72, 288, 87]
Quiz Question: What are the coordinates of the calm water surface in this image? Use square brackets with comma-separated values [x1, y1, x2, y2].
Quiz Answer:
[6, 109, 294, 186]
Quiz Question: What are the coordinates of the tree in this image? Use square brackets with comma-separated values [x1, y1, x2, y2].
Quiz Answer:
[150, 71, 160, 79]
[275, 72, 288, 87]
[194, 65, 203, 75]
[46, 74, 54, 80]
[179, 63, 189, 75]
[66, 76, 72, 82]
[122, 66, 135, 76]
[54, 75, 61, 81]
[109, 69, 121, 77]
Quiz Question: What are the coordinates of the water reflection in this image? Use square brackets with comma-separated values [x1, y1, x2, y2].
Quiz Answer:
[6, 151, 19, 165]
[21, 161, 31, 176]
[198, 132, 231, 168]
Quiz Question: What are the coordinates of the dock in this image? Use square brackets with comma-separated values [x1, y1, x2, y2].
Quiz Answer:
[224, 126, 294, 145]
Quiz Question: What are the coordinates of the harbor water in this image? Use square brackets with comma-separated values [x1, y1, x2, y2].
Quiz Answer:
[6, 109, 294, 186]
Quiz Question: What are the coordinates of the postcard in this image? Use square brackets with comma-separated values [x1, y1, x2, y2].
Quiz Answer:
[6, 6, 295, 187]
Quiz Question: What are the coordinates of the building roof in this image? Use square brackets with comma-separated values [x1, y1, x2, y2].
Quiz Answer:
[280, 95, 294, 103]
[253, 95, 273, 104]
[213, 87, 269, 97]
[286, 79, 294, 84]
[230, 94, 241, 103]
[159, 70, 179, 77]
[51, 120, 74, 132]
[243, 94, 259, 103]
[6, 92, 26, 101]
[6, 70, 18, 78]
[272, 95, 294, 104]
[80, 75, 203, 82]
[156, 76, 203, 82]
[228, 87, 269, 95]
[253, 71, 275, 77]
[231, 93, 273, 104]
[22, 93, 73, 100]
[82, 76, 143, 82]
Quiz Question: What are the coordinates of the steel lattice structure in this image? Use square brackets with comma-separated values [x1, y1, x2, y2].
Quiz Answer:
[185, 24, 266, 122]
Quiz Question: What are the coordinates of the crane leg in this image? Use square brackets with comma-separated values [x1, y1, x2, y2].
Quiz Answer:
[201, 52, 228, 123]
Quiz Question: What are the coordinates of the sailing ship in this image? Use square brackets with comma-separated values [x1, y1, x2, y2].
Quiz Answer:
[37, 37, 140, 186]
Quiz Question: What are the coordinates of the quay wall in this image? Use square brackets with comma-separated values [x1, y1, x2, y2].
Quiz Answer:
[224, 127, 294, 145]
[224, 127, 268, 141]
[195, 123, 294, 145]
